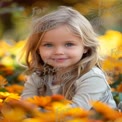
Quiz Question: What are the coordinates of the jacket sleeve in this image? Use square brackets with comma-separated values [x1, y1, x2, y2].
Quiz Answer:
[21, 73, 43, 99]
[71, 75, 117, 110]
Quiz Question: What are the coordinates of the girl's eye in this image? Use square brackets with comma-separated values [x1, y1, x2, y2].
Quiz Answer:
[43, 44, 53, 47]
[65, 43, 74, 47]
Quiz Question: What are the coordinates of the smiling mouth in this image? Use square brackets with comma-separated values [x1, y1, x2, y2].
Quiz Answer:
[52, 58, 68, 62]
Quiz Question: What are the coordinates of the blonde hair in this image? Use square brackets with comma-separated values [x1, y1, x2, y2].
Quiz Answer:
[22, 6, 102, 99]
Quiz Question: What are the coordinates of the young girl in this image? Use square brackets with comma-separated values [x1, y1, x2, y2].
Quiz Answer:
[21, 6, 117, 110]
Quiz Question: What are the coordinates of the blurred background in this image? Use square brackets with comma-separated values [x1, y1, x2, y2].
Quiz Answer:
[0, 0, 122, 104]
[0, 0, 121, 41]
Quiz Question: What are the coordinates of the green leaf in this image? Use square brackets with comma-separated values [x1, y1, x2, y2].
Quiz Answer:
[0, 88, 8, 92]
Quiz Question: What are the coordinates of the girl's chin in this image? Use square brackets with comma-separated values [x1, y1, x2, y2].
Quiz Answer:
[48, 63, 70, 69]
[51, 65, 67, 69]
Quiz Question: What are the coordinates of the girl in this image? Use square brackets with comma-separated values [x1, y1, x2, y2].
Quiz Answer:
[21, 6, 117, 110]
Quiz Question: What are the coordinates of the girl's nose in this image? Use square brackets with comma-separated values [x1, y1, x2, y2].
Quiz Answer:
[54, 47, 64, 55]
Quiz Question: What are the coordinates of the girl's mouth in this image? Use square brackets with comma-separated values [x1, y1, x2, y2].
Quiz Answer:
[52, 58, 68, 62]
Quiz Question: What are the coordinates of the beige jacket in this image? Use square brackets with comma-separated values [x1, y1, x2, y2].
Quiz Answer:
[21, 66, 117, 110]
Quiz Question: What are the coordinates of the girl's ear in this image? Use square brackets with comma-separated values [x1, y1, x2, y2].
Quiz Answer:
[83, 47, 88, 54]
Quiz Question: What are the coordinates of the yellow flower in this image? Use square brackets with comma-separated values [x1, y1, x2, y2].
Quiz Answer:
[0, 92, 20, 100]
[1, 56, 15, 66]
[1, 106, 26, 121]
[99, 30, 122, 57]
[22, 118, 43, 122]
[51, 101, 71, 114]
[0, 98, 3, 102]
[0, 98, 3, 108]
[66, 118, 88, 122]
[5, 93, 20, 102]
[37, 112, 56, 122]
[46, 95, 71, 111]
[0, 92, 11, 99]
[9, 40, 26, 56]
[111, 46, 122, 59]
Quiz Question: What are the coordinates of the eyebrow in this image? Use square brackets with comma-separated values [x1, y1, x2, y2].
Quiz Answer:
[41, 41, 52, 43]
[41, 40, 77, 43]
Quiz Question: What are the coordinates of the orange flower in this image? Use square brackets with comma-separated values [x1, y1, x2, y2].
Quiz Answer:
[0, 98, 3, 109]
[2, 98, 43, 120]
[27, 96, 52, 107]
[64, 107, 88, 118]
[101, 56, 122, 80]
[0, 66, 14, 76]
[51, 94, 72, 104]
[116, 84, 122, 92]
[17, 74, 27, 82]
[51, 94, 65, 101]
[5, 84, 24, 94]
[91, 101, 122, 120]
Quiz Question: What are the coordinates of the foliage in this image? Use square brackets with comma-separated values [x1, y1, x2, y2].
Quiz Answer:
[0, 0, 121, 40]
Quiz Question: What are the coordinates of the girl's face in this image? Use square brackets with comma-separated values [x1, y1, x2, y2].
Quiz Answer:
[38, 25, 87, 68]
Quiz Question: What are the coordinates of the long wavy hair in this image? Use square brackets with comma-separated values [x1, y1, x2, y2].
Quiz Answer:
[21, 6, 102, 100]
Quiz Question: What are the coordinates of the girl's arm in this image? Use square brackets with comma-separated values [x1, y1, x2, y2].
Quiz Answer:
[21, 73, 42, 99]
[71, 76, 117, 110]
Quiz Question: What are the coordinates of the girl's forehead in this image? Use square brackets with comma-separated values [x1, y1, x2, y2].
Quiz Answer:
[41, 25, 80, 40]
[42, 26, 80, 41]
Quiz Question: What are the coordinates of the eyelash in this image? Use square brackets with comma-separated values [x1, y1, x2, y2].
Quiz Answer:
[65, 43, 74, 47]
[43, 43, 74, 47]
[43, 44, 52, 47]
